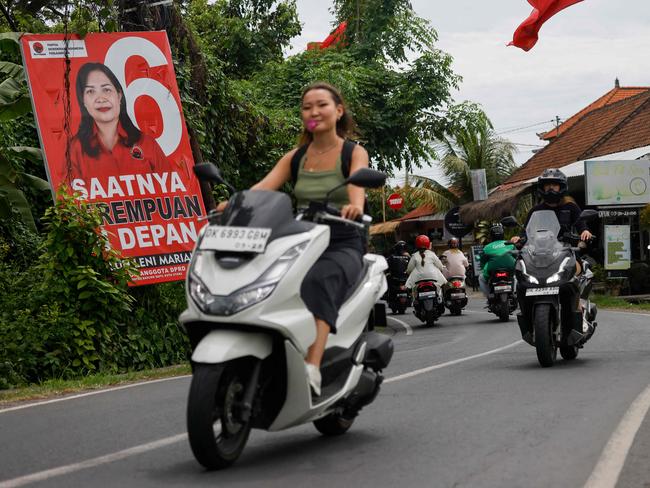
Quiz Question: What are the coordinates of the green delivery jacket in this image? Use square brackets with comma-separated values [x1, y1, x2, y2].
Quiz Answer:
[480, 240, 516, 281]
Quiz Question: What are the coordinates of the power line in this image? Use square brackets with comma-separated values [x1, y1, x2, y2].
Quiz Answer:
[496, 119, 559, 135]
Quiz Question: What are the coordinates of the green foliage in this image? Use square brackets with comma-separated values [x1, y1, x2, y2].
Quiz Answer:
[187, 0, 301, 78]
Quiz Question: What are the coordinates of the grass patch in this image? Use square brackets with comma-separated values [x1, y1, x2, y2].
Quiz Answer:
[591, 294, 650, 312]
[0, 364, 191, 406]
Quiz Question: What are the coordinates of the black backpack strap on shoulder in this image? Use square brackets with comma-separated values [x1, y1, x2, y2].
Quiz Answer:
[291, 144, 309, 186]
[341, 139, 357, 178]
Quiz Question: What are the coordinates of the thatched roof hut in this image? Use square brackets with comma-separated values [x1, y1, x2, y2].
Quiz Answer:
[459, 183, 533, 223]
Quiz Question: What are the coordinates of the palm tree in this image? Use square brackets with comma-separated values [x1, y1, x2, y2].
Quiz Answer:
[400, 119, 517, 212]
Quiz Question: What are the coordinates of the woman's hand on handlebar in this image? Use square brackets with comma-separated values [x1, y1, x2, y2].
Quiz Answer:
[510, 236, 521, 244]
[580, 230, 593, 242]
[341, 203, 363, 221]
[216, 201, 228, 212]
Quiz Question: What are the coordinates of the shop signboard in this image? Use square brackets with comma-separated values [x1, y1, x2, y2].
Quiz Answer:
[585, 160, 650, 206]
[604, 225, 631, 270]
[21, 32, 206, 285]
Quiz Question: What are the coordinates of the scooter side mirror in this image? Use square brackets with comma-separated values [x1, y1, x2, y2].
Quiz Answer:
[193, 162, 236, 194]
[578, 209, 598, 221]
[501, 216, 519, 228]
[344, 168, 387, 188]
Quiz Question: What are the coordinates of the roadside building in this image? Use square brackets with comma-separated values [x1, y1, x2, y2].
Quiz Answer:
[460, 81, 650, 293]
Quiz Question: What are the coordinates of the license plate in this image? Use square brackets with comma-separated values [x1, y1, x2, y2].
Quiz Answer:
[199, 226, 271, 253]
[450, 293, 466, 299]
[418, 291, 436, 298]
[397, 293, 408, 298]
[526, 287, 559, 296]
[493, 285, 512, 292]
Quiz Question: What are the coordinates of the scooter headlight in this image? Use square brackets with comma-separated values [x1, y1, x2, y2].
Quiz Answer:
[189, 241, 308, 315]
[516, 260, 539, 285]
[546, 257, 572, 284]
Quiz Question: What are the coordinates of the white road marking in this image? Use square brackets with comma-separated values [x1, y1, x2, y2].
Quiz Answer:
[0, 375, 191, 414]
[385, 340, 523, 383]
[583, 382, 650, 488]
[387, 316, 413, 335]
[0, 433, 188, 488]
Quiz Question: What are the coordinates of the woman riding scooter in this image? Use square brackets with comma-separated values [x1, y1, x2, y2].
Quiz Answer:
[441, 238, 468, 280]
[406, 235, 447, 298]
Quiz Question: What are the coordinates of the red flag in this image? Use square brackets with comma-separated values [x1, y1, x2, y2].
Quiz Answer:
[509, 0, 583, 51]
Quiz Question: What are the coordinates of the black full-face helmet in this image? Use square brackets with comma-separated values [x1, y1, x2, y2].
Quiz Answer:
[489, 223, 504, 242]
[393, 240, 407, 254]
[538, 168, 568, 204]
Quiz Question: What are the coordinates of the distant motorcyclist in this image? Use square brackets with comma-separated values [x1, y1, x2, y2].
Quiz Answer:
[386, 240, 410, 280]
[441, 238, 469, 280]
[406, 235, 447, 297]
[479, 223, 516, 299]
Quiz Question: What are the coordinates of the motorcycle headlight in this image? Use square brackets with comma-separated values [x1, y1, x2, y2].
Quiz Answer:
[516, 260, 539, 285]
[546, 257, 572, 284]
[190, 241, 308, 315]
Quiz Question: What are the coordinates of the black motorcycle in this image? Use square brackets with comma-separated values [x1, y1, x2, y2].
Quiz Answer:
[487, 269, 517, 322]
[443, 276, 468, 315]
[413, 280, 445, 327]
[386, 276, 411, 314]
[504, 210, 597, 367]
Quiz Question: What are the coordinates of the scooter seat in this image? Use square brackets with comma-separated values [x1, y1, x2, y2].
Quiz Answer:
[342, 260, 371, 304]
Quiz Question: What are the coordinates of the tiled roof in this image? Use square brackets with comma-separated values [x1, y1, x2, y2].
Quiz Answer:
[540, 86, 650, 140]
[398, 204, 436, 221]
[504, 91, 650, 185]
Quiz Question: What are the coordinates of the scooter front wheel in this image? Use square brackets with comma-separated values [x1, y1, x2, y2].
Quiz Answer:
[187, 362, 252, 470]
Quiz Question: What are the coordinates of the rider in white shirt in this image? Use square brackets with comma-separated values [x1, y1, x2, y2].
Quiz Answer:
[441, 238, 469, 280]
[406, 234, 447, 296]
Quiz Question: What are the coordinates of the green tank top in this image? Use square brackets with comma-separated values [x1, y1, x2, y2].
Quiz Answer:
[294, 152, 350, 209]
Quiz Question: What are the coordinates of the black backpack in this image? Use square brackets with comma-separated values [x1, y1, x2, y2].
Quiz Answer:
[290, 139, 358, 186]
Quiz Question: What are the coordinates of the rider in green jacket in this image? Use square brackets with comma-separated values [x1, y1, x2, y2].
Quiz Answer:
[478, 224, 516, 297]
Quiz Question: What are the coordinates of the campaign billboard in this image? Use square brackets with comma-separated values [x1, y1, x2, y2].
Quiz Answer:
[585, 160, 650, 206]
[21, 32, 206, 285]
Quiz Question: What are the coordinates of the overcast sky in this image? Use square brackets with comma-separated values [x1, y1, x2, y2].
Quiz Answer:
[289, 0, 650, 182]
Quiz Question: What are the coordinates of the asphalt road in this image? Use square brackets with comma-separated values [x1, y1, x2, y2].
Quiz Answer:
[1, 298, 649, 488]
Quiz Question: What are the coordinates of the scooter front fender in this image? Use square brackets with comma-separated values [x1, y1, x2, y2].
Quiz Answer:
[192, 330, 272, 364]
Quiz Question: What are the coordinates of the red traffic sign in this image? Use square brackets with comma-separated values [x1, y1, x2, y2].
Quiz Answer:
[387, 193, 404, 210]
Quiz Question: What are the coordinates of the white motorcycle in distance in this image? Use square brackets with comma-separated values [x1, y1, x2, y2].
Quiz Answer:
[180, 163, 393, 470]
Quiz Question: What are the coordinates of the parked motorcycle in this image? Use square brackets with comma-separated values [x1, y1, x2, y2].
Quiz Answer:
[443, 276, 468, 315]
[487, 269, 517, 322]
[386, 275, 411, 314]
[504, 210, 597, 367]
[413, 280, 445, 327]
[182, 164, 394, 469]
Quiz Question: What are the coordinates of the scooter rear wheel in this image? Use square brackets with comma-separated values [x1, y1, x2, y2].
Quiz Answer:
[498, 294, 510, 322]
[187, 362, 252, 470]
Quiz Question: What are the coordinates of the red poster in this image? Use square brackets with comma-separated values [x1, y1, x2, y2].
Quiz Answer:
[21, 32, 206, 285]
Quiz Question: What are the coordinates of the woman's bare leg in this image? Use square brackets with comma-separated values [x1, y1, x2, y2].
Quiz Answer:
[305, 318, 330, 367]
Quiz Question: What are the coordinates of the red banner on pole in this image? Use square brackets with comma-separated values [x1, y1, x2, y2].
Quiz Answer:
[21, 32, 206, 285]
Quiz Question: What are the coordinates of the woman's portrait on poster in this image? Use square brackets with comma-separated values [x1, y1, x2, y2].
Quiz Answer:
[69, 62, 168, 182]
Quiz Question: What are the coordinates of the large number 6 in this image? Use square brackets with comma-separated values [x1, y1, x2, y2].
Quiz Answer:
[104, 37, 182, 156]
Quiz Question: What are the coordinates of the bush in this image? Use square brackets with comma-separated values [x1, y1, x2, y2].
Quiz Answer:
[0, 192, 190, 388]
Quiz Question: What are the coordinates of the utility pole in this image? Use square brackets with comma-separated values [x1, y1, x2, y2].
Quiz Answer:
[381, 186, 386, 223]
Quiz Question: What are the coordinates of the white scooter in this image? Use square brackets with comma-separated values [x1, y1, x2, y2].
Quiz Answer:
[180, 163, 393, 470]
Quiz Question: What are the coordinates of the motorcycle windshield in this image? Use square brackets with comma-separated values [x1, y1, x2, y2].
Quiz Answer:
[222, 190, 314, 243]
[524, 210, 566, 268]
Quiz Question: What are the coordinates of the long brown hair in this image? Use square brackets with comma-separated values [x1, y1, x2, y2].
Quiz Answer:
[298, 82, 356, 146]
[419, 249, 426, 267]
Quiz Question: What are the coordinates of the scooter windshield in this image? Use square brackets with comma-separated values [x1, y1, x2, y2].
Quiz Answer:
[524, 210, 566, 268]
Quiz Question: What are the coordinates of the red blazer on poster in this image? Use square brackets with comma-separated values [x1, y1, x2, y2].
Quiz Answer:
[509, 0, 584, 51]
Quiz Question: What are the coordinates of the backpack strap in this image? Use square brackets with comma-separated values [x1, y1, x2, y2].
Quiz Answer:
[341, 139, 357, 178]
[290, 144, 309, 186]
